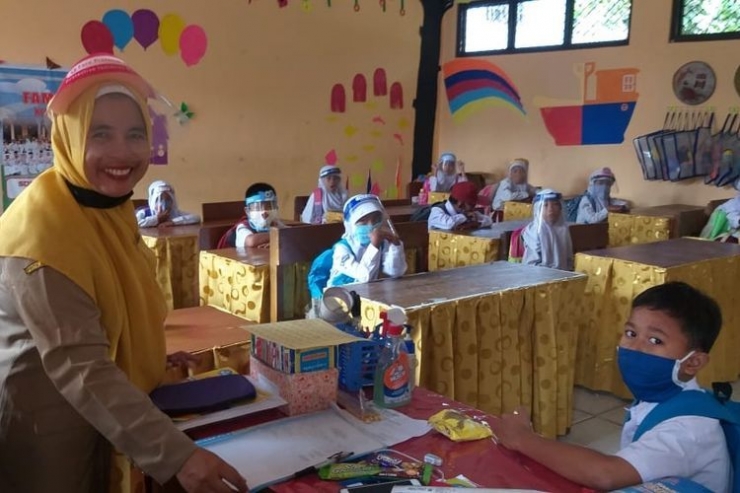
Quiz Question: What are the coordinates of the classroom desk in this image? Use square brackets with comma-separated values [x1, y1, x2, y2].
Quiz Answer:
[575, 238, 740, 398]
[351, 262, 588, 438]
[629, 203, 707, 238]
[385, 203, 422, 222]
[427, 221, 529, 271]
[502, 200, 533, 221]
[269, 388, 584, 493]
[140, 225, 200, 310]
[164, 306, 253, 382]
[198, 248, 270, 323]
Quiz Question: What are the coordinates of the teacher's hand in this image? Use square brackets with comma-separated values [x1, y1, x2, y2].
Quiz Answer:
[177, 448, 249, 492]
[166, 351, 200, 370]
[489, 406, 534, 452]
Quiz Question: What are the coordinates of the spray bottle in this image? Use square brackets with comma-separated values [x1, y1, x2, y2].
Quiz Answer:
[373, 307, 412, 408]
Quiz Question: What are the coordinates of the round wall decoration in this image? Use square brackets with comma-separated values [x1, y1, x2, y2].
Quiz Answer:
[673, 61, 716, 105]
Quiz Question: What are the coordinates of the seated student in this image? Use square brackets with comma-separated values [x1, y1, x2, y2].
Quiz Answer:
[701, 178, 740, 242]
[491, 158, 536, 211]
[327, 194, 407, 288]
[576, 167, 629, 224]
[521, 189, 573, 271]
[300, 164, 348, 224]
[428, 181, 492, 231]
[424, 152, 467, 193]
[220, 183, 285, 249]
[136, 180, 200, 228]
[490, 282, 729, 492]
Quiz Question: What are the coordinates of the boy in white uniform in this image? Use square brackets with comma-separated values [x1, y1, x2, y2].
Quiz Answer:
[490, 282, 730, 492]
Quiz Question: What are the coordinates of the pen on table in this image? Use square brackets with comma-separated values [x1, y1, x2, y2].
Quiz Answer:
[292, 451, 354, 478]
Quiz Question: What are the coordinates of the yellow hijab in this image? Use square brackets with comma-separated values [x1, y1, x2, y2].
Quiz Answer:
[0, 83, 167, 392]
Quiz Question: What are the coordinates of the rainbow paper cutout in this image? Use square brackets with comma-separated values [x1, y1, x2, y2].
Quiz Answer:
[443, 59, 525, 122]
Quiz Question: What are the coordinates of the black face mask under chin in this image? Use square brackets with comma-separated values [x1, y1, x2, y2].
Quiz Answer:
[65, 180, 133, 209]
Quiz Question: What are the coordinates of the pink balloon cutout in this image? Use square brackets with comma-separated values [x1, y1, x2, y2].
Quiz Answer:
[179, 25, 207, 67]
[81, 20, 114, 55]
[132, 9, 160, 50]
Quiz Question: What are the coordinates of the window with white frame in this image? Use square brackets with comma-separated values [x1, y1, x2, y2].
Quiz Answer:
[457, 0, 632, 56]
[671, 0, 740, 41]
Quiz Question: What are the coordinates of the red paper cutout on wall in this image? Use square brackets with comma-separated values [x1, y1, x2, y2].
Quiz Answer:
[278, 0, 289, 7]
[393, 133, 404, 146]
[353, 74, 367, 102]
[331, 84, 346, 113]
[374, 69, 387, 96]
[372, 116, 386, 125]
[325, 149, 338, 165]
[81, 20, 115, 55]
[390, 82, 403, 109]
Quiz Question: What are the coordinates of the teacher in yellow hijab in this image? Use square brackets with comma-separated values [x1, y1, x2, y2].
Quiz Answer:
[0, 55, 247, 493]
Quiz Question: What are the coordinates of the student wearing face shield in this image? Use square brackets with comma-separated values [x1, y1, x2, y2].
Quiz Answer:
[576, 167, 629, 224]
[425, 152, 467, 193]
[235, 183, 285, 249]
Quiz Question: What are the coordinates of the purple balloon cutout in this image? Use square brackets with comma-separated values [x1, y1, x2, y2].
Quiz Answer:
[132, 9, 159, 50]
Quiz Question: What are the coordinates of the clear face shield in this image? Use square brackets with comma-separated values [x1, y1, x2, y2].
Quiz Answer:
[245, 191, 279, 232]
[153, 191, 173, 215]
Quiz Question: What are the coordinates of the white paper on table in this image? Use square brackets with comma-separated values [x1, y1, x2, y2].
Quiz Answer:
[175, 375, 287, 431]
[198, 404, 431, 491]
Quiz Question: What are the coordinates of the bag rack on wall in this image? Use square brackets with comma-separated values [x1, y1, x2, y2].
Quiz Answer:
[633, 107, 740, 187]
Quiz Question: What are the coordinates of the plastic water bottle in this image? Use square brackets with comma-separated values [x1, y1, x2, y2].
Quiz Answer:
[373, 308, 412, 408]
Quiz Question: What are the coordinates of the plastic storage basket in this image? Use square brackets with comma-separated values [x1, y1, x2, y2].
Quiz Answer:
[335, 324, 383, 392]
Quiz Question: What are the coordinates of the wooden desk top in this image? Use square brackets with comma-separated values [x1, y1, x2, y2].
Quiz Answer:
[631, 204, 706, 216]
[164, 306, 252, 354]
[581, 238, 740, 268]
[203, 247, 269, 266]
[140, 224, 202, 239]
[442, 220, 530, 239]
[351, 261, 584, 309]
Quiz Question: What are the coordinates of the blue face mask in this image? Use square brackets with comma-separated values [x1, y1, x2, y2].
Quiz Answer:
[617, 346, 694, 402]
[353, 223, 378, 246]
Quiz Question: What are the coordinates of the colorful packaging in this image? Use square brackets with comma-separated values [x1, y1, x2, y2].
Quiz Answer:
[428, 409, 493, 442]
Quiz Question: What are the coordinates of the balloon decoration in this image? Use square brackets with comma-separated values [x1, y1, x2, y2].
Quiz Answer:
[132, 9, 159, 50]
[80, 10, 208, 67]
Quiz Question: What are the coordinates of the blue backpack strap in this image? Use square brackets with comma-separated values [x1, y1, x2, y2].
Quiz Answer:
[634, 390, 738, 442]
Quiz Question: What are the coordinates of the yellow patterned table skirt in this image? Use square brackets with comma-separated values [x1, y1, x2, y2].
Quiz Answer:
[428, 191, 450, 203]
[607, 213, 671, 247]
[574, 252, 740, 399]
[361, 277, 587, 438]
[428, 231, 499, 271]
[199, 251, 270, 322]
[325, 211, 343, 223]
[142, 234, 199, 310]
[503, 201, 533, 221]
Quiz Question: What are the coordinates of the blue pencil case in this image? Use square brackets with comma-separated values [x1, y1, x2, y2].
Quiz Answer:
[150, 374, 257, 416]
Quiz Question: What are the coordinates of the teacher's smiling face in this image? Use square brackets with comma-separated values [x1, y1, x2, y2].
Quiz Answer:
[84, 93, 150, 197]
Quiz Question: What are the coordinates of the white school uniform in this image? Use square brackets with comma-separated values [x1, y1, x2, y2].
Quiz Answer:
[615, 379, 730, 493]
[327, 239, 407, 286]
[428, 201, 492, 230]
[491, 178, 535, 211]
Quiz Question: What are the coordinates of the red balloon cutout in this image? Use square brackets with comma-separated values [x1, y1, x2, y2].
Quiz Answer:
[81, 21, 115, 55]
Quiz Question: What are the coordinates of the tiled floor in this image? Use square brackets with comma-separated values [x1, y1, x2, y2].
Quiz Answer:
[564, 381, 740, 454]
[559, 387, 632, 454]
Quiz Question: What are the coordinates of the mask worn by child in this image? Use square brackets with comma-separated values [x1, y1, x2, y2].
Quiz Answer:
[617, 346, 695, 402]
[155, 195, 173, 215]
[354, 222, 381, 246]
[249, 210, 278, 232]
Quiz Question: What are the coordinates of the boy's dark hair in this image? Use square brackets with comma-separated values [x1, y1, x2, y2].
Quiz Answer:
[245, 182, 276, 200]
[632, 282, 722, 352]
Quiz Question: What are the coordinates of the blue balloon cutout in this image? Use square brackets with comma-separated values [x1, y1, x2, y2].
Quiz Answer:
[102, 9, 134, 51]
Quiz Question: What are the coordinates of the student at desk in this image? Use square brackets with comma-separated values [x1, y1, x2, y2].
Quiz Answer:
[575, 167, 628, 224]
[491, 283, 729, 493]
[491, 158, 536, 212]
[136, 180, 200, 228]
[219, 182, 285, 249]
[521, 189, 573, 271]
[300, 164, 348, 224]
[428, 181, 492, 231]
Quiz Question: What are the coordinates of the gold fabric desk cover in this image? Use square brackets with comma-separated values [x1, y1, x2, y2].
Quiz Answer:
[141, 226, 200, 310]
[428, 221, 530, 271]
[575, 238, 740, 399]
[607, 212, 671, 247]
[503, 201, 533, 221]
[352, 262, 587, 438]
[199, 248, 270, 323]
[428, 192, 450, 204]
[500, 205, 671, 247]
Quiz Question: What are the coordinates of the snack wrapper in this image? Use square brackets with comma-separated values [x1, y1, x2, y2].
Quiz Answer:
[428, 409, 493, 442]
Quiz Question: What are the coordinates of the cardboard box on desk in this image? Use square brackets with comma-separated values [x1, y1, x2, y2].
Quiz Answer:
[250, 357, 338, 416]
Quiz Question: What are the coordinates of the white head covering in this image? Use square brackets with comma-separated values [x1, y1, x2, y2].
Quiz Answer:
[587, 167, 616, 210]
[509, 158, 529, 175]
[342, 194, 387, 253]
[434, 152, 458, 192]
[318, 165, 348, 213]
[522, 189, 573, 270]
[147, 180, 181, 217]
